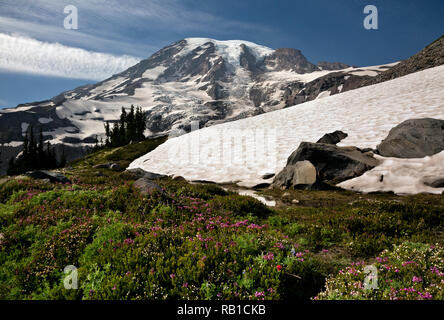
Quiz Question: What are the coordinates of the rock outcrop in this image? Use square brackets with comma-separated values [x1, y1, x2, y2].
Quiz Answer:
[361, 34, 444, 88]
[316, 131, 348, 145]
[377, 118, 444, 158]
[126, 168, 167, 180]
[133, 177, 163, 195]
[423, 177, 444, 188]
[273, 142, 379, 188]
[317, 61, 353, 71]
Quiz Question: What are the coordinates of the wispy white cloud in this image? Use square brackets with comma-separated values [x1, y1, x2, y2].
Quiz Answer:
[0, 16, 159, 57]
[0, 0, 276, 56]
[0, 0, 277, 81]
[0, 33, 141, 80]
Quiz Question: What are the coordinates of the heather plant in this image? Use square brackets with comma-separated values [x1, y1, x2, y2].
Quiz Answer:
[1, 141, 443, 301]
[316, 242, 444, 300]
[209, 194, 272, 218]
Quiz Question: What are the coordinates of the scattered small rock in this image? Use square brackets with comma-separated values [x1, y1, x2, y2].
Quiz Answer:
[282, 192, 291, 198]
[262, 173, 275, 180]
[361, 148, 376, 154]
[291, 199, 300, 204]
[93, 163, 123, 172]
[25, 170, 71, 184]
[252, 183, 271, 189]
[93, 163, 112, 169]
[423, 177, 444, 188]
[110, 163, 122, 172]
[316, 130, 348, 145]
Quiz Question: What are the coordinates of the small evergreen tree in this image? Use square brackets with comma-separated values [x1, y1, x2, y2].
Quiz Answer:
[104, 105, 147, 148]
[104, 122, 111, 146]
[135, 106, 146, 141]
[7, 127, 59, 175]
[59, 146, 67, 168]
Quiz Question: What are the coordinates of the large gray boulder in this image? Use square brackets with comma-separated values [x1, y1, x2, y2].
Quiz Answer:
[274, 142, 379, 187]
[133, 177, 163, 195]
[273, 160, 317, 189]
[377, 118, 444, 158]
[25, 170, 71, 184]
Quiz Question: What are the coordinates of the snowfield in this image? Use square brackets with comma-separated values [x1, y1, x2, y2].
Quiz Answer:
[129, 64, 444, 194]
[180, 38, 275, 64]
[338, 152, 444, 195]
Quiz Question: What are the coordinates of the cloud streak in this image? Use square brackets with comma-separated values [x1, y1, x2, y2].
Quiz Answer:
[0, 33, 141, 80]
[0, 0, 276, 57]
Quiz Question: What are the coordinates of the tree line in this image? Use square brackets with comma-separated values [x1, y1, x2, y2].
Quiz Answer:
[104, 105, 146, 148]
[6, 105, 147, 175]
[7, 127, 65, 175]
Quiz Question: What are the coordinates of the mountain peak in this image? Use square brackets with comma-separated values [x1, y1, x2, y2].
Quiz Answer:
[179, 38, 274, 66]
[0, 37, 394, 175]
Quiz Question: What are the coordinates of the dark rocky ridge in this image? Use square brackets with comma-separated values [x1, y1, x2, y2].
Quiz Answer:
[317, 61, 353, 70]
[282, 72, 373, 107]
[360, 34, 444, 88]
[262, 48, 319, 73]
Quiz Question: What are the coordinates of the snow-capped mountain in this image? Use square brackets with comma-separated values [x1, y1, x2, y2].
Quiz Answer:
[128, 64, 444, 194]
[0, 38, 394, 173]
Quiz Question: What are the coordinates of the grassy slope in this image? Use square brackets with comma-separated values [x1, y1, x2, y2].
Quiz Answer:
[0, 139, 443, 300]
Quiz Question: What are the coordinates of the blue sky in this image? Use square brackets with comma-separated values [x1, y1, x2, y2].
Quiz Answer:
[0, 0, 443, 109]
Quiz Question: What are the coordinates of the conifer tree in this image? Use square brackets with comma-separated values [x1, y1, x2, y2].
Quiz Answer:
[6, 131, 58, 175]
[59, 146, 67, 168]
[103, 105, 147, 148]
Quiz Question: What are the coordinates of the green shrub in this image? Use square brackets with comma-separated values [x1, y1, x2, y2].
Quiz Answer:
[316, 242, 444, 300]
[209, 194, 272, 218]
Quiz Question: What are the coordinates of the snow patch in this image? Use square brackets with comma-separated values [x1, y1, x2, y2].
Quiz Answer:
[142, 66, 167, 80]
[181, 38, 274, 67]
[4, 141, 22, 147]
[316, 91, 331, 99]
[235, 189, 276, 207]
[38, 117, 53, 124]
[21, 122, 29, 133]
[339, 152, 444, 195]
[129, 65, 444, 190]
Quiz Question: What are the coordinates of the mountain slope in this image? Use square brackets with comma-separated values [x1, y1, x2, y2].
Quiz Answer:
[0, 38, 394, 174]
[128, 65, 444, 191]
